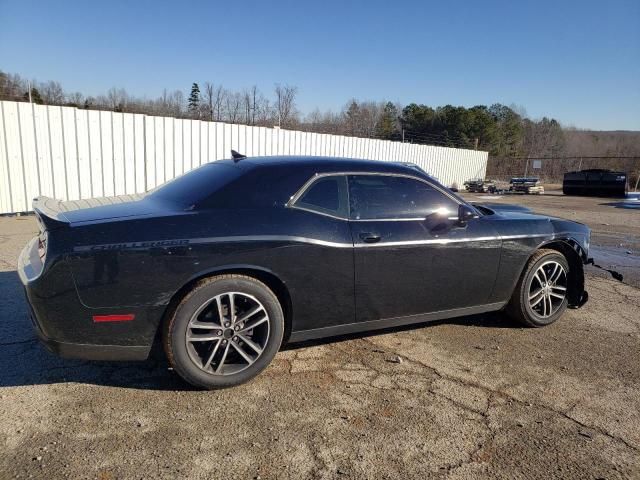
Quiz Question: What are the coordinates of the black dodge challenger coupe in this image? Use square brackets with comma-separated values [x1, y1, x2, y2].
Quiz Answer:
[19, 155, 590, 388]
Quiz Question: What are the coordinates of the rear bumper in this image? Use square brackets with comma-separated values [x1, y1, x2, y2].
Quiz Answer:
[33, 322, 150, 360]
[23, 286, 151, 361]
[19, 237, 153, 362]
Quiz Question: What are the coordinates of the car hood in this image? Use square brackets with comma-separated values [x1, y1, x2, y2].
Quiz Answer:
[473, 202, 534, 214]
[476, 202, 590, 254]
[476, 202, 587, 226]
[57, 194, 174, 224]
[478, 202, 582, 224]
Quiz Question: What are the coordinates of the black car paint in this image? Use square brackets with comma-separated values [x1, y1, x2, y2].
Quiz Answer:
[350, 216, 503, 320]
[19, 156, 591, 360]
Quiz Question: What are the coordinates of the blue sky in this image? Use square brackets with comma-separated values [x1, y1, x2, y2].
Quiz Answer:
[1, 0, 638, 130]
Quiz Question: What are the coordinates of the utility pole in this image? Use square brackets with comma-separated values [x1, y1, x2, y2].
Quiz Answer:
[27, 81, 32, 103]
[474, 138, 478, 150]
[401, 129, 405, 143]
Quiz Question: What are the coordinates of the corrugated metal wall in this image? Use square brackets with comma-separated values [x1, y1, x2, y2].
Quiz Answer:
[0, 100, 488, 214]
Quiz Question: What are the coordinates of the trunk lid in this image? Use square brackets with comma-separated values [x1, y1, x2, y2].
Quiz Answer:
[33, 194, 170, 226]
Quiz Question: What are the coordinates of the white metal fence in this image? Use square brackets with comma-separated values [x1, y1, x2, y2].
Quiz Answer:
[0, 100, 488, 214]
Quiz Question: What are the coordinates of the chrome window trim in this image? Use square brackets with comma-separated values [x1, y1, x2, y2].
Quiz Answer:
[286, 171, 463, 222]
[289, 204, 349, 222]
[286, 173, 350, 220]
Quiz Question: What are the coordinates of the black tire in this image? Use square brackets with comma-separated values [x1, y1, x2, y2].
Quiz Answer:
[163, 274, 284, 389]
[506, 249, 570, 327]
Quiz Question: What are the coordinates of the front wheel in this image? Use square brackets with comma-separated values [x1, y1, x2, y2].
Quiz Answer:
[506, 249, 569, 327]
[163, 274, 284, 389]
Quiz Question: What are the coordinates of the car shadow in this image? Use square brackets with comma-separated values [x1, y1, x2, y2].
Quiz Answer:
[0, 269, 517, 390]
[0, 270, 192, 391]
[283, 312, 519, 351]
[599, 201, 640, 209]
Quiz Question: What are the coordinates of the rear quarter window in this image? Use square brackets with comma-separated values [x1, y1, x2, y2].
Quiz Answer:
[294, 176, 349, 218]
[149, 163, 243, 207]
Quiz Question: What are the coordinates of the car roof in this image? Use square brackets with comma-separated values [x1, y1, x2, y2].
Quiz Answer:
[217, 155, 426, 176]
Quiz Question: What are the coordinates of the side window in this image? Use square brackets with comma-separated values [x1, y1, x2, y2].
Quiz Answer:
[348, 175, 458, 220]
[293, 175, 349, 218]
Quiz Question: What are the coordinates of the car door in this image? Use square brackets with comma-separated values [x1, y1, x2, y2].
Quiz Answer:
[348, 173, 502, 323]
[284, 173, 356, 331]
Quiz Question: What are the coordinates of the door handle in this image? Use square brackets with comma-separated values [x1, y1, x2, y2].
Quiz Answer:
[359, 232, 381, 243]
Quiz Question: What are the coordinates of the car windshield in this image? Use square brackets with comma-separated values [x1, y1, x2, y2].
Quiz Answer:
[149, 162, 243, 208]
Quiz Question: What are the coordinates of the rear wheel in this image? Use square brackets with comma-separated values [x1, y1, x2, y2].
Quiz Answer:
[163, 274, 284, 389]
[506, 249, 569, 327]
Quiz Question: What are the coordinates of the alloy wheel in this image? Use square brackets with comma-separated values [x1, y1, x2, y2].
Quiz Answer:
[185, 292, 270, 375]
[528, 260, 567, 318]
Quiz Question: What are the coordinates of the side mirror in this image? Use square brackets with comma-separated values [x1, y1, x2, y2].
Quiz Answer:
[457, 204, 478, 226]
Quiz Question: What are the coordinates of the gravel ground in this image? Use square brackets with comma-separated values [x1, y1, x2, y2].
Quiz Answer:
[0, 192, 639, 479]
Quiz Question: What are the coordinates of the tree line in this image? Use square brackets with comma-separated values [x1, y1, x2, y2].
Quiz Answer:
[1, 70, 637, 160]
[0, 71, 301, 130]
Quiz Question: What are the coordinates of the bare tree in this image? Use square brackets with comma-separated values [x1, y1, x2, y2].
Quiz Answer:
[255, 97, 273, 125]
[274, 84, 298, 128]
[148, 89, 185, 117]
[105, 87, 129, 111]
[169, 90, 185, 117]
[303, 108, 344, 134]
[202, 84, 227, 121]
[66, 91, 84, 106]
[40, 81, 65, 104]
[250, 85, 260, 125]
[0, 71, 27, 101]
[212, 86, 225, 121]
[240, 85, 262, 125]
[203, 82, 215, 121]
[225, 91, 242, 124]
[352, 100, 383, 137]
[521, 117, 564, 158]
[160, 88, 170, 113]
[242, 89, 252, 125]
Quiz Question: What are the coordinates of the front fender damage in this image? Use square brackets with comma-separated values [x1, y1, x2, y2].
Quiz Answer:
[567, 259, 588, 309]
[542, 239, 589, 309]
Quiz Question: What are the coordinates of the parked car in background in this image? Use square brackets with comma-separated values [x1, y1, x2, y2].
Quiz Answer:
[19, 155, 590, 389]
[563, 169, 628, 197]
[464, 178, 497, 193]
[510, 177, 545, 194]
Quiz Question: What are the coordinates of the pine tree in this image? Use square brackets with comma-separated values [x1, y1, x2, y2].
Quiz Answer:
[345, 100, 361, 135]
[376, 102, 399, 139]
[188, 83, 201, 118]
[24, 87, 43, 104]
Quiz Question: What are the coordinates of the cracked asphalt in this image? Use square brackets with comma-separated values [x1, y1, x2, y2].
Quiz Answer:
[1, 192, 639, 479]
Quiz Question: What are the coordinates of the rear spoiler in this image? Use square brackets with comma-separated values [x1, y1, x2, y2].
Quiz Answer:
[32, 196, 70, 231]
